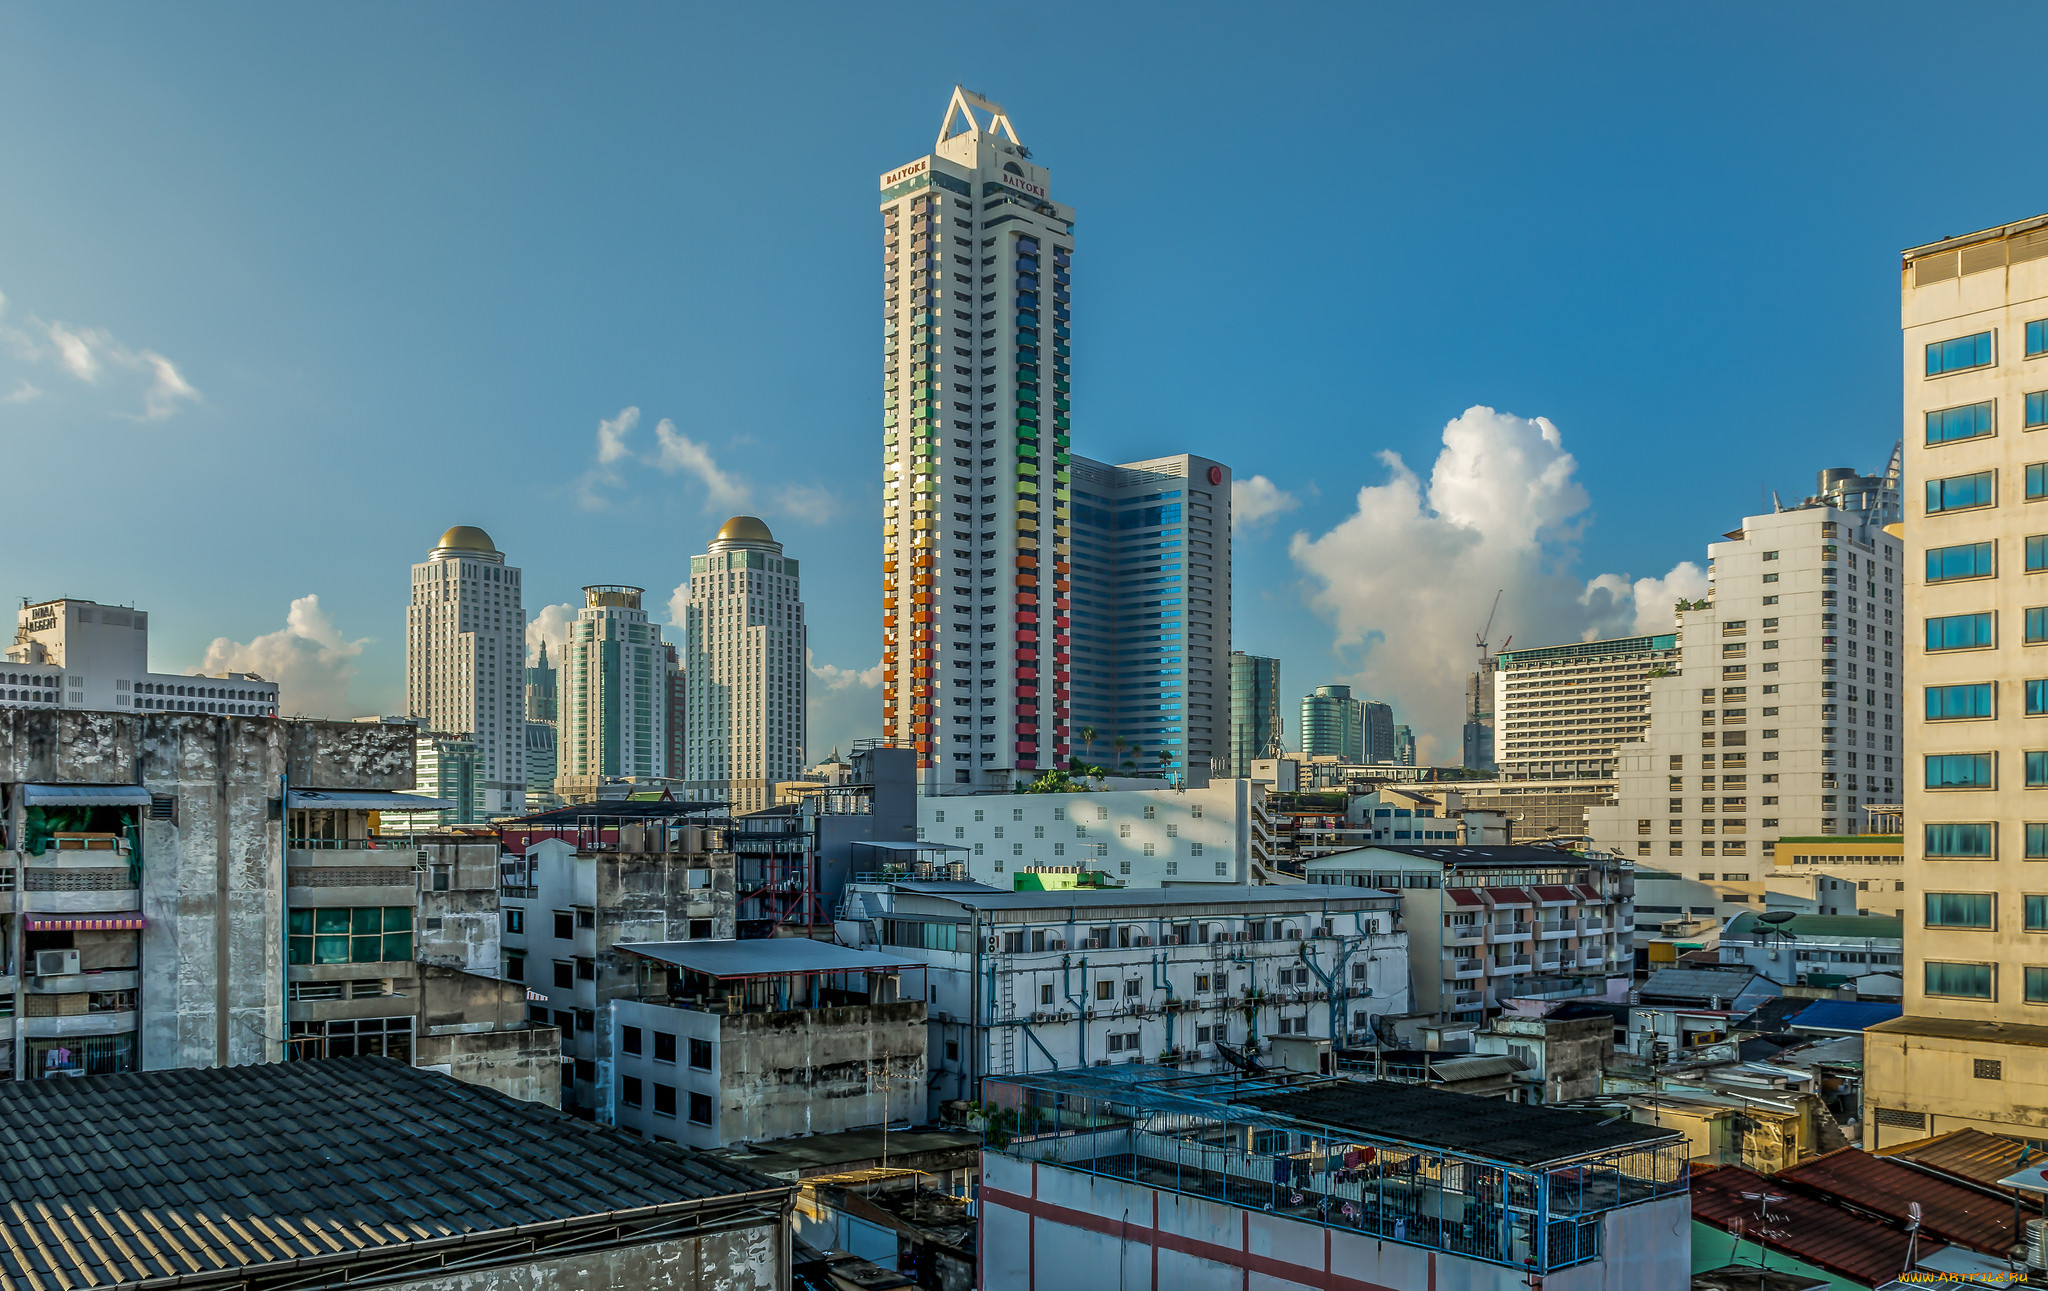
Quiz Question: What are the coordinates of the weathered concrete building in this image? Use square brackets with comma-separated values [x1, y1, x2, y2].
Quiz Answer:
[734, 743, 917, 936]
[834, 882, 1411, 1113]
[605, 938, 927, 1149]
[0, 708, 556, 1098]
[501, 802, 737, 1117]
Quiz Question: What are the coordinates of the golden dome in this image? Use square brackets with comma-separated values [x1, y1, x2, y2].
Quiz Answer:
[436, 525, 498, 554]
[716, 515, 775, 543]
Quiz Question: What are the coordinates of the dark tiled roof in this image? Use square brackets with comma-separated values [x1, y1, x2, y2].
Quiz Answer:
[1775, 1146, 2013, 1255]
[1691, 1164, 1941, 1285]
[1239, 1082, 1679, 1168]
[0, 1058, 790, 1289]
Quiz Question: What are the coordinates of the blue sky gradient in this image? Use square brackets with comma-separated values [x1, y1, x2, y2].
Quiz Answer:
[4, 4, 2046, 758]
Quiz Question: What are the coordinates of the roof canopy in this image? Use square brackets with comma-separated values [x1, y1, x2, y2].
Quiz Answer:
[288, 789, 457, 812]
[20, 784, 152, 807]
[617, 939, 926, 979]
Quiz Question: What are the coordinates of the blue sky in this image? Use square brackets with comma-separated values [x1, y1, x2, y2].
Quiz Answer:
[3, 3, 2045, 761]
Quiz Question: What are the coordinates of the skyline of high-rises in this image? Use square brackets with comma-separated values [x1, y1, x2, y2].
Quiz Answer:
[406, 526, 526, 815]
[1300, 683, 1364, 763]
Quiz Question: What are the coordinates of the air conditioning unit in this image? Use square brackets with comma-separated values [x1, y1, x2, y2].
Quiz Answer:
[35, 949, 80, 978]
[1048, 939, 1067, 951]
[1135, 936, 1153, 947]
[1083, 938, 1102, 949]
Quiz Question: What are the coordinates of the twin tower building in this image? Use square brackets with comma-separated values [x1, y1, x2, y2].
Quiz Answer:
[406, 517, 804, 816]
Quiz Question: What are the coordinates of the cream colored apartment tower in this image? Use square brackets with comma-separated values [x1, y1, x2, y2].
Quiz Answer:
[1867, 212, 2048, 1148]
[681, 516, 806, 815]
[879, 88, 1074, 792]
[1592, 489, 1903, 926]
[406, 526, 525, 815]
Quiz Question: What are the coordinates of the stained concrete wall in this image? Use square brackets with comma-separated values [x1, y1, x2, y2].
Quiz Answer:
[0, 710, 418, 1075]
[381, 1215, 789, 1290]
[416, 964, 561, 1104]
[718, 999, 927, 1146]
[416, 839, 503, 975]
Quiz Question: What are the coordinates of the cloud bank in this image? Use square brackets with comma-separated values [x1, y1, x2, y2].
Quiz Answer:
[197, 596, 369, 718]
[806, 649, 885, 764]
[1233, 475, 1299, 528]
[0, 289, 199, 421]
[1289, 406, 1707, 763]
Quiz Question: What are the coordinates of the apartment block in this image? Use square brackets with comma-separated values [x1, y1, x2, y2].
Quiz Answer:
[682, 518, 806, 814]
[4, 598, 277, 716]
[1592, 481, 1905, 924]
[1868, 210, 2048, 1146]
[880, 88, 1073, 788]
[407, 527, 525, 814]
[1494, 634, 1678, 782]
[914, 780, 1276, 886]
[559, 586, 669, 786]
[834, 884, 1410, 1113]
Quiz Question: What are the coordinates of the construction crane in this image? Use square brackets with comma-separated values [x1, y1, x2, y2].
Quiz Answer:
[1476, 589, 1504, 659]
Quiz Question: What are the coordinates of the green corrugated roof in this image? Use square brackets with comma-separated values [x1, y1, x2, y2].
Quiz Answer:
[1726, 911, 1903, 940]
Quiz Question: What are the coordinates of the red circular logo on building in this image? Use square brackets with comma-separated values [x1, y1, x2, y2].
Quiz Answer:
[1208, 465, 1223, 485]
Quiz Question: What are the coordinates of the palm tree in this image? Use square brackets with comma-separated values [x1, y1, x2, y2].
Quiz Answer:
[1154, 747, 1173, 779]
[1111, 734, 1128, 773]
[1079, 725, 1097, 766]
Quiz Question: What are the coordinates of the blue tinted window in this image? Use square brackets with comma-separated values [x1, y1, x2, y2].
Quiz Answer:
[2031, 680, 2048, 715]
[1928, 612, 1995, 650]
[1926, 961, 1994, 999]
[2031, 464, 2048, 500]
[1928, 472, 1996, 513]
[2031, 393, 2048, 428]
[1927, 754, 1994, 788]
[2030, 319, 2048, 357]
[2031, 608, 2048, 643]
[2030, 896, 2048, 931]
[2032, 536, 2048, 572]
[1928, 331, 1995, 375]
[1926, 892, 1994, 927]
[1927, 401, 1995, 444]
[1927, 683, 1994, 719]
[1928, 541, 1995, 581]
[1927, 822, 1995, 856]
[2029, 968, 2048, 1002]
[2032, 752, 2048, 787]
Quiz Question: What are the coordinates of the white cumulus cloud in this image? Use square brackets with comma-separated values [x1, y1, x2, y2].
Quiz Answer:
[0, 292, 200, 421]
[653, 417, 751, 510]
[806, 649, 885, 765]
[1290, 406, 1703, 763]
[197, 595, 369, 719]
[526, 602, 579, 665]
[1233, 474, 1300, 529]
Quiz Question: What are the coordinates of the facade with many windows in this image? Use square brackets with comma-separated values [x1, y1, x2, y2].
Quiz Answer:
[680, 519, 805, 815]
[1869, 211, 2048, 1146]
[407, 527, 526, 815]
[1493, 634, 1679, 782]
[915, 780, 1276, 886]
[1228, 652, 1283, 777]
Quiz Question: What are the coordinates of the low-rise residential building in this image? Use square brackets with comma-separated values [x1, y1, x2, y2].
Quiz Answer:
[1304, 844, 1635, 1023]
[3, 596, 278, 716]
[914, 778, 1277, 886]
[604, 938, 928, 1149]
[1717, 910, 1904, 996]
[834, 882, 1410, 1113]
[1765, 832, 1906, 917]
[0, 1057, 797, 1290]
[733, 743, 916, 937]
[1470, 1003, 1616, 1104]
[498, 800, 735, 1118]
[979, 1065, 1691, 1289]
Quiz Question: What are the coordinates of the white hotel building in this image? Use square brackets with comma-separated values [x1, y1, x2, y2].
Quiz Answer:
[406, 526, 526, 815]
[879, 87, 1074, 791]
[556, 585, 668, 788]
[681, 517, 806, 815]
[3, 598, 277, 716]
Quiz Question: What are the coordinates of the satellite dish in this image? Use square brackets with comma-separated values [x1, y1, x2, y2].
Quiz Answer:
[1758, 911, 1798, 926]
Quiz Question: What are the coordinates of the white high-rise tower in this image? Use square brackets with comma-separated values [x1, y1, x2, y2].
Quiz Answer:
[406, 526, 525, 814]
[682, 516, 806, 814]
[880, 87, 1074, 792]
[557, 586, 668, 786]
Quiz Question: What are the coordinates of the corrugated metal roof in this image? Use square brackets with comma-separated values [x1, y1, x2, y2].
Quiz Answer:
[618, 938, 928, 977]
[1427, 1055, 1526, 1082]
[1776, 1146, 2014, 1255]
[1786, 1000, 1902, 1033]
[0, 1057, 791, 1289]
[1690, 1164, 1942, 1285]
[1640, 966, 1761, 1001]
[1877, 1128, 2030, 1195]
[1726, 911, 1905, 941]
[288, 788, 458, 811]
[20, 783, 152, 806]
[1240, 1082, 1677, 1167]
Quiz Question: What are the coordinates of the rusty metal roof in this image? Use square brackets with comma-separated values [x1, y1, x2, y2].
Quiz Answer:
[1876, 1127, 2031, 1196]
[1690, 1164, 1942, 1286]
[1776, 1146, 2014, 1255]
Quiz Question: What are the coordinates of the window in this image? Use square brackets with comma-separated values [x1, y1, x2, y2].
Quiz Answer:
[622, 1025, 642, 1055]
[554, 911, 574, 940]
[504, 908, 523, 934]
[2032, 608, 2048, 644]
[1927, 472, 1995, 514]
[2030, 752, 2048, 787]
[1977, 1057, 2006, 1079]
[1926, 401, 1995, 445]
[1927, 612, 1994, 651]
[1762, 550, 1779, 561]
[553, 961, 573, 989]
[653, 1031, 676, 1063]
[2031, 319, 2048, 357]
[1926, 823, 1994, 858]
[1040, 983, 1054, 1005]
[1927, 683, 1994, 719]
[689, 1092, 713, 1125]
[2030, 969, 2048, 1004]
[1095, 979, 1114, 1001]
[287, 907, 413, 965]
[688, 1038, 712, 1070]
[504, 950, 524, 982]
[2032, 463, 2048, 501]
[2031, 681, 2048, 715]
[1926, 330, 1993, 376]
[2027, 895, 2048, 931]
[1926, 892, 1994, 928]
[621, 1075, 642, 1107]
[2031, 824, 2048, 859]
[2031, 392, 2048, 429]
[1927, 753, 1993, 789]
[1926, 961, 1995, 999]
[652, 1083, 676, 1117]
[1927, 541, 1995, 581]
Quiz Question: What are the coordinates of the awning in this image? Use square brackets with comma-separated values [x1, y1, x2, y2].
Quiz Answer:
[525, 989, 547, 1003]
[1532, 885, 1577, 903]
[26, 916, 146, 932]
[21, 785, 152, 807]
[1446, 889, 1487, 907]
[1483, 886, 1533, 905]
[287, 789, 458, 811]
